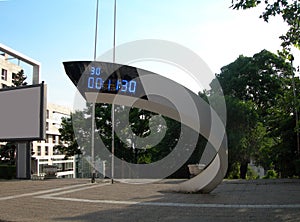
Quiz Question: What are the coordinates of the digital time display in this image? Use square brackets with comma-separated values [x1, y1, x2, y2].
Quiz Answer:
[87, 66, 137, 94]
[63, 61, 147, 99]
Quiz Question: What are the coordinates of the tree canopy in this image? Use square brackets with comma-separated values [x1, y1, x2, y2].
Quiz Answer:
[210, 49, 299, 178]
[12, 69, 27, 87]
[57, 102, 207, 178]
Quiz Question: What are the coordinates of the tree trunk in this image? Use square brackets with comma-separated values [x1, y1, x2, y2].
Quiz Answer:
[240, 162, 248, 179]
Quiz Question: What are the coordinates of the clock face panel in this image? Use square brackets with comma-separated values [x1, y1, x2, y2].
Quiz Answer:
[63, 61, 147, 99]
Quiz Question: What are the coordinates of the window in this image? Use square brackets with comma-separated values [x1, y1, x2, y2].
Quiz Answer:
[37, 146, 41, 156]
[46, 135, 51, 143]
[52, 135, 56, 144]
[1, 69, 7, 81]
[46, 110, 49, 119]
[66, 162, 73, 171]
[46, 122, 49, 131]
[45, 146, 49, 156]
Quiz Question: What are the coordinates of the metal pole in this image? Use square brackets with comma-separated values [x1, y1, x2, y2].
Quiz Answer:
[113, 0, 117, 63]
[91, 103, 96, 183]
[94, 0, 99, 61]
[111, 103, 115, 184]
[91, 0, 100, 183]
[291, 56, 300, 156]
[111, 0, 117, 184]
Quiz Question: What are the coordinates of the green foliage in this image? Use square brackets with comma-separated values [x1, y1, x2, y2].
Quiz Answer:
[246, 166, 259, 180]
[226, 162, 241, 179]
[212, 50, 291, 116]
[263, 169, 278, 179]
[54, 114, 82, 158]
[251, 123, 275, 170]
[57, 102, 206, 178]
[12, 70, 27, 87]
[265, 76, 300, 177]
[0, 165, 16, 179]
[231, 0, 300, 54]
[210, 49, 299, 178]
[225, 96, 259, 178]
[226, 163, 259, 180]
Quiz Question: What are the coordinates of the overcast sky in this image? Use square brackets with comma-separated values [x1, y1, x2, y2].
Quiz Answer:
[1, 0, 299, 108]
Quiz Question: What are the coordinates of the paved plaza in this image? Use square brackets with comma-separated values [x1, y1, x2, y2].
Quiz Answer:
[0, 178, 300, 222]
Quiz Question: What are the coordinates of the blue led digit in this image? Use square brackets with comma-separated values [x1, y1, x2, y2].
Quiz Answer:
[91, 67, 95, 75]
[121, 80, 128, 92]
[116, 79, 122, 91]
[129, 80, 136, 93]
[95, 67, 101, 76]
[107, 79, 111, 91]
[95, 77, 103, 89]
[88, 77, 94, 88]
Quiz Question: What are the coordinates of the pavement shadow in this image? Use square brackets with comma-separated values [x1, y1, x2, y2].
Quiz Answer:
[53, 203, 299, 222]
[53, 180, 300, 222]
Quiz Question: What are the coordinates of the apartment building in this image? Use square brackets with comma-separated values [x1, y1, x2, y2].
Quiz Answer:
[0, 52, 22, 88]
[31, 103, 75, 178]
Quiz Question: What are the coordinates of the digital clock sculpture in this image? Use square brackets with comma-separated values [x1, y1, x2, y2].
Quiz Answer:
[63, 61, 227, 193]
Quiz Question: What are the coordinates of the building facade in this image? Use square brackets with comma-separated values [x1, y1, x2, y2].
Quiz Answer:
[31, 103, 75, 178]
[0, 52, 22, 89]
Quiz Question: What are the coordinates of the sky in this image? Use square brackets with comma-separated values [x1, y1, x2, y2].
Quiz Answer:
[0, 0, 299, 108]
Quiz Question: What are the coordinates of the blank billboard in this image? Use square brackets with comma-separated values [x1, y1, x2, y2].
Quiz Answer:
[0, 83, 46, 141]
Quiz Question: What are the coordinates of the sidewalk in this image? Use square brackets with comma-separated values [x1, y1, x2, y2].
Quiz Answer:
[0, 179, 299, 222]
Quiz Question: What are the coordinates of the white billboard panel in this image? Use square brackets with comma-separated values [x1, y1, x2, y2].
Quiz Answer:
[0, 83, 46, 141]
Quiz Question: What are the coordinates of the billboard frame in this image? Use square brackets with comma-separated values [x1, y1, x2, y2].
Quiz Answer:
[0, 82, 46, 142]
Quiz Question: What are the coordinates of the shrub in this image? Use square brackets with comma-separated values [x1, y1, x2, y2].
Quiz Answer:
[226, 162, 240, 179]
[295, 159, 300, 176]
[263, 169, 278, 179]
[0, 165, 16, 179]
[246, 166, 259, 180]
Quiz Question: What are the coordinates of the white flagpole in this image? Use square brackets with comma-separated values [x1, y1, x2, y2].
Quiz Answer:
[111, 0, 117, 184]
[91, 0, 99, 183]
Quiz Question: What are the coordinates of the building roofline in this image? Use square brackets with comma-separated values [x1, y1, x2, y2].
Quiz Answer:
[0, 43, 41, 84]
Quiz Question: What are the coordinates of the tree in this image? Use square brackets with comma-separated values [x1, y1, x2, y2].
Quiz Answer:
[56, 103, 172, 164]
[265, 76, 300, 176]
[231, 0, 300, 56]
[211, 50, 292, 116]
[225, 96, 260, 178]
[54, 114, 82, 158]
[210, 49, 298, 178]
[57, 101, 207, 178]
[12, 69, 27, 87]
